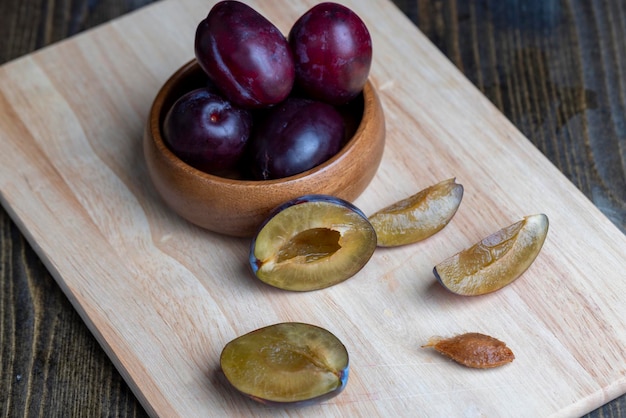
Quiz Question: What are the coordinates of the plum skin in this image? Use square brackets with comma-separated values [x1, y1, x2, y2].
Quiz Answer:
[194, 0, 295, 108]
[249, 98, 345, 180]
[288, 2, 373, 105]
[162, 88, 252, 174]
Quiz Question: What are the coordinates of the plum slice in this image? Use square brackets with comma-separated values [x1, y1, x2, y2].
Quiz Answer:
[434, 213, 549, 295]
[368, 178, 464, 247]
[249, 195, 376, 291]
[220, 322, 349, 405]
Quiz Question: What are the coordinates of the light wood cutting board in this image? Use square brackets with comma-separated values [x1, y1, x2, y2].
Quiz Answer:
[1, 0, 625, 416]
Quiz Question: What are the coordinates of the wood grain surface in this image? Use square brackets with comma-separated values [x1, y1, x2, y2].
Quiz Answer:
[0, 0, 624, 417]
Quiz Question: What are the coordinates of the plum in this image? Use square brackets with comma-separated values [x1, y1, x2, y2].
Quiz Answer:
[220, 322, 349, 405]
[289, 2, 372, 105]
[195, 0, 295, 108]
[249, 195, 376, 291]
[434, 214, 549, 296]
[249, 98, 345, 180]
[369, 178, 464, 247]
[162, 88, 252, 174]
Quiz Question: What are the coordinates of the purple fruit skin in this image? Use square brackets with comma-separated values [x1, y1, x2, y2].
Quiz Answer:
[163, 88, 252, 173]
[250, 98, 345, 180]
[289, 2, 372, 105]
[195, 0, 295, 108]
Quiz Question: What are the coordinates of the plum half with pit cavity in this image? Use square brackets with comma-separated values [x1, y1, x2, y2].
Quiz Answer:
[249, 195, 376, 291]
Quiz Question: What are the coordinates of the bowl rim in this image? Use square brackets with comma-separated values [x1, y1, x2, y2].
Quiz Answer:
[148, 59, 376, 188]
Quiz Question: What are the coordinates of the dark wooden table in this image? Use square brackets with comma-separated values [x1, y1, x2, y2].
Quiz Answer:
[1, 0, 624, 416]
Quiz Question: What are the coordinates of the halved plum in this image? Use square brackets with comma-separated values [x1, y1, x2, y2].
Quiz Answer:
[249, 195, 376, 291]
[220, 322, 349, 405]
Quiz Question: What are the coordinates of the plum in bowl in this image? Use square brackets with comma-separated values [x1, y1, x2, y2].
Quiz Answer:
[143, 59, 385, 237]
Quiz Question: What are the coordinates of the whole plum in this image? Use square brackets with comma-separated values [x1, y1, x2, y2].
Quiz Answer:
[249, 98, 345, 180]
[289, 2, 372, 105]
[162, 88, 252, 174]
[195, 0, 295, 108]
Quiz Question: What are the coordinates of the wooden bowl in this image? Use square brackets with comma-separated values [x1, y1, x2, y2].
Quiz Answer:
[144, 60, 385, 237]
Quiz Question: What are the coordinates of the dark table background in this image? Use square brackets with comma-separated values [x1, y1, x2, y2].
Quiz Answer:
[1, 0, 624, 416]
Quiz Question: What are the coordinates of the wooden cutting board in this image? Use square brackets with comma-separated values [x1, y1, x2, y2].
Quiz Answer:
[1, 0, 624, 416]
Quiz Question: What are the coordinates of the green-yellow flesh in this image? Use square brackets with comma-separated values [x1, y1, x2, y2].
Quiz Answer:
[434, 213, 549, 295]
[369, 178, 464, 247]
[220, 323, 349, 403]
[254, 201, 376, 291]
[276, 228, 341, 263]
